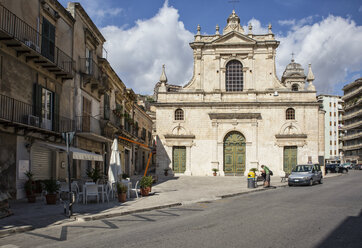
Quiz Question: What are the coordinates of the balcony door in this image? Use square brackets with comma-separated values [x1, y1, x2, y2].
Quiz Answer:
[85, 47, 93, 75]
[41, 18, 55, 62]
[82, 97, 91, 132]
[41, 88, 53, 130]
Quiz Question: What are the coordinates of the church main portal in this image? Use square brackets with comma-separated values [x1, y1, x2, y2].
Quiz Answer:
[223, 131, 246, 176]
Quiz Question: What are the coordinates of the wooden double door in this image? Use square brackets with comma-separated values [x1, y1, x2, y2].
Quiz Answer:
[283, 146, 297, 173]
[173, 146, 186, 173]
[224, 131, 246, 176]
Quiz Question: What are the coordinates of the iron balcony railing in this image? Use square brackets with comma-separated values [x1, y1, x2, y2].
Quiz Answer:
[0, 94, 75, 133]
[75, 115, 101, 135]
[79, 58, 100, 79]
[0, 4, 74, 76]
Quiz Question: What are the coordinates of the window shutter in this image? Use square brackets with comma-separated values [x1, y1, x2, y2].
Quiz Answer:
[104, 93, 110, 120]
[33, 83, 42, 124]
[53, 92, 59, 132]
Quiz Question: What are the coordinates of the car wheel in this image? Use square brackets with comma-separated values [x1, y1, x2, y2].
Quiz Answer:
[319, 178, 323, 184]
[309, 179, 313, 186]
[343, 169, 348, 174]
[288, 183, 293, 187]
[327, 169, 331, 174]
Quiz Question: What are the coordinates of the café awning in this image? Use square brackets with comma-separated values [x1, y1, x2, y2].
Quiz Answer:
[39, 142, 103, 161]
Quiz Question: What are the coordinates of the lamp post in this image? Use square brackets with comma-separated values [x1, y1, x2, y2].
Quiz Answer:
[62, 131, 75, 217]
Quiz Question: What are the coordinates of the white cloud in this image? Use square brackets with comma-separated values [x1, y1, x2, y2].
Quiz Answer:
[59, 0, 122, 26]
[275, 15, 362, 94]
[101, 1, 194, 94]
[278, 19, 296, 26]
[243, 18, 269, 34]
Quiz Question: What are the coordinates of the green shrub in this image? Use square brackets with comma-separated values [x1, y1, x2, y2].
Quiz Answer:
[139, 176, 153, 188]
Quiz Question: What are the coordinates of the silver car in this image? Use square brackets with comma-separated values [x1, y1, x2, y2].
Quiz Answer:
[288, 164, 323, 186]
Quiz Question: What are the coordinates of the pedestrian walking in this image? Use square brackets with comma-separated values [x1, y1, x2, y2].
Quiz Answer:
[261, 165, 271, 187]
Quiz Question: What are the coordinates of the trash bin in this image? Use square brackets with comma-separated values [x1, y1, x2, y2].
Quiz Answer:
[247, 171, 256, 188]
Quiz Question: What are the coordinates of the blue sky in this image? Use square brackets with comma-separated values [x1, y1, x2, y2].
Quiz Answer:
[59, 0, 362, 95]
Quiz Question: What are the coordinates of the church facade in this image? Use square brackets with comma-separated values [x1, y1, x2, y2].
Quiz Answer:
[154, 11, 325, 176]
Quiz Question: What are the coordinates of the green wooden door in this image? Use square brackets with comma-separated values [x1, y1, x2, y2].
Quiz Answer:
[224, 132, 245, 176]
[173, 146, 186, 173]
[283, 146, 297, 173]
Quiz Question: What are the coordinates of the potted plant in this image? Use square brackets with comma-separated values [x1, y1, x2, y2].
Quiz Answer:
[116, 183, 127, 203]
[42, 178, 60, 205]
[212, 168, 219, 176]
[121, 173, 129, 180]
[164, 168, 169, 176]
[86, 167, 102, 183]
[24, 171, 36, 203]
[139, 175, 153, 196]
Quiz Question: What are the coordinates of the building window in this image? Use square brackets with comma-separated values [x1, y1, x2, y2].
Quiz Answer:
[330, 112, 332, 117]
[286, 108, 295, 120]
[330, 131, 332, 135]
[41, 17, 55, 62]
[225, 60, 243, 91]
[175, 108, 184, 120]
[330, 141, 332, 145]
[291, 84, 299, 91]
[330, 121, 332, 126]
[329, 103, 331, 107]
[334, 112, 336, 116]
[330, 150, 332, 155]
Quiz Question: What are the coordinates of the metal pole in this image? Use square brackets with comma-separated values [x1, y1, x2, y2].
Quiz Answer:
[66, 133, 73, 217]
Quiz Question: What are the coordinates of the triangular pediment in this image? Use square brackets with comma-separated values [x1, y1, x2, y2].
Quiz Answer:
[212, 32, 256, 45]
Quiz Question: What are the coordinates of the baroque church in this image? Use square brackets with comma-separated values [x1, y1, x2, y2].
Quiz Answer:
[154, 10, 325, 176]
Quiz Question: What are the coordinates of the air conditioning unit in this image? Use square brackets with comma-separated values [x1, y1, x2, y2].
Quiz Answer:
[27, 115, 40, 127]
[24, 40, 40, 53]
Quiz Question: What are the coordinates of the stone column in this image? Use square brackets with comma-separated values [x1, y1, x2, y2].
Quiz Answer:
[184, 145, 192, 175]
[249, 120, 259, 172]
[211, 122, 219, 173]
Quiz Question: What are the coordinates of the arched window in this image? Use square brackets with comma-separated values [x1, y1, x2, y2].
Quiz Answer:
[292, 84, 299, 91]
[226, 60, 243, 91]
[175, 108, 184, 120]
[286, 108, 295, 120]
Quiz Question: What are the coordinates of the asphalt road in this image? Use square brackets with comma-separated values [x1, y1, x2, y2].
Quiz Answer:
[1, 171, 362, 248]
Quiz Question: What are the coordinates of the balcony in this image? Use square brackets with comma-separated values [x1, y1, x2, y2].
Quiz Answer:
[343, 108, 362, 121]
[75, 115, 111, 143]
[342, 87, 362, 101]
[0, 94, 75, 135]
[342, 131, 362, 141]
[79, 58, 109, 96]
[0, 4, 74, 79]
[343, 143, 362, 151]
[343, 120, 362, 130]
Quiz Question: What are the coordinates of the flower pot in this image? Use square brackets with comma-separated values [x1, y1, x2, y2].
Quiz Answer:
[164, 171, 168, 176]
[27, 194, 36, 203]
[118, 193, 127, 203]
[45, 194, 57, 205]
[140, 187, 150, 196]
[213, 172, 217, 176]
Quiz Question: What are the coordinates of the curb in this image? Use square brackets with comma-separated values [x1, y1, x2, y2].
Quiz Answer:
[76, 203, 182, 222]
[0, 225, 33, 238]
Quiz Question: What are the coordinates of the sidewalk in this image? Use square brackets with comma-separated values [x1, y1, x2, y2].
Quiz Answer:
[0, 173, 341, 238]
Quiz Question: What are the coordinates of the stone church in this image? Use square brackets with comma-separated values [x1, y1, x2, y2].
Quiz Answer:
[154, 10, 325, 176]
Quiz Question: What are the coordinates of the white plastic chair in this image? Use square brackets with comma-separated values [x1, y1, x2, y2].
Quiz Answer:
[85, 184, 99, 204]
[130, 181, 139, 199]
[71, 182, 83, 203]
[99, 184, 110, 203]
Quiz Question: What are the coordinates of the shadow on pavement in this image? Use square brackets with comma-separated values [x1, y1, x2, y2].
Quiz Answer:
[315, 209, 362, 248]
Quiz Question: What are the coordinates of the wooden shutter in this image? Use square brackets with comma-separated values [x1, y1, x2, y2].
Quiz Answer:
[52, 92, 59, 132]
[33, 83, 42, 124]
[104, 93, 110, 120]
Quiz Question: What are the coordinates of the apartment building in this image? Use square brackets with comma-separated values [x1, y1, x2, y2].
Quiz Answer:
[317, 95, 344, 163]
[0, 0, 75, 198]
[342, 78, 362, 163]
[0, 0, 153, 199]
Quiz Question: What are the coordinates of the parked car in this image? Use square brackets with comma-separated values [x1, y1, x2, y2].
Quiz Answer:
[325, 163, 348, 174]
[357, 164, 362, 170]
[341, 163, 352, 169]
[288, 164, 323, 186]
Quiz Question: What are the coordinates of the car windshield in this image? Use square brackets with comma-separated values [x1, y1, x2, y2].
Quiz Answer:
[292, 165, 313, 172]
